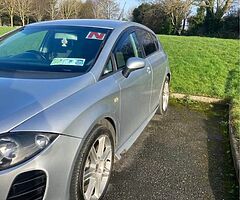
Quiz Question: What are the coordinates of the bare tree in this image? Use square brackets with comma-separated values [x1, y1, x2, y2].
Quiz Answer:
[91, 0, 120, 19]
[59, 0, 81, 19]
[159, 0, 195, 34]
[15, 0, 32, 26]
[45, 0, 59, 20]
[0, 0, 4, 26]
[78, 0, 95, 19]
[2, 0, 16, 27]
[199, 0, 234, 19]
[31, 0, 48, 22]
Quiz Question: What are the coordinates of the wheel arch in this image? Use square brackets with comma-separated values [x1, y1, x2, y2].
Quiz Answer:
[105, 117, 117, 138]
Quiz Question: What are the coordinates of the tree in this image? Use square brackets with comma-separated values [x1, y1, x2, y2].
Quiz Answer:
[91, 0, 120, 19]
[132, 3, 152, 23]
[45, 0, 59, 20]
[132, 3, 172, 34]
[15, 0, 32, 26]
[59, 0, 81, 19]
[0, 0, 5, 26]
[159, 0, 194, 35]
[187, 0, 236, 35]
[187, 6, 205, 34]
[138, 0, 195, 35]
[78, 1, 95, 19]
[199, 0, 235, 34]
[2, 0, 15, 27]
[31, 0, 48, 22]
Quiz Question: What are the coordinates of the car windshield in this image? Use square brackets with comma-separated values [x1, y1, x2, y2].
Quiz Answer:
[0, 26, 112, 73]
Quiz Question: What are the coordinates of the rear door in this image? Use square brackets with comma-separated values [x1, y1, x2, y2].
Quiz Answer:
[113, 30, 152, 147]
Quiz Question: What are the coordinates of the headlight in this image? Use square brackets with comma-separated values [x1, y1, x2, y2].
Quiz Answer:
[0, 132, 58, 170]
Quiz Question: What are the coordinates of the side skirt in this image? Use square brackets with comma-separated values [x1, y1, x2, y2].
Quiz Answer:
[115, 106, 158, 160]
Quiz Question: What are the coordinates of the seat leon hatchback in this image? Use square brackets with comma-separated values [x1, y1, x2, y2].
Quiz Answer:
[0, 19, 170, 200]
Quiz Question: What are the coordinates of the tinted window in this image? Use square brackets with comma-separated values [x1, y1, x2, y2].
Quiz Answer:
[0, 26, 111, 73]
[114, 32, 143, 69]
[152, 34, 160, 50]
[137, 30, 157, 56]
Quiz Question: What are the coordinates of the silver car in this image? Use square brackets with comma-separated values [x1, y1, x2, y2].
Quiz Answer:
[0, 19, 170, 200]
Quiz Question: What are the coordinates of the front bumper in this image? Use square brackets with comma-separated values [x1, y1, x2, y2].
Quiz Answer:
[0, 135, 82, 200]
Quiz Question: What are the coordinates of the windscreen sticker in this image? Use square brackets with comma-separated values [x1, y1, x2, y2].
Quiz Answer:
[50, 58, 86, 67]
[86, 32, 106, 40]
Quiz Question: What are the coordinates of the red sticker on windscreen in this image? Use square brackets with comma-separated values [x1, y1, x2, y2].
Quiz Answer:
[86, 32, 106, 40]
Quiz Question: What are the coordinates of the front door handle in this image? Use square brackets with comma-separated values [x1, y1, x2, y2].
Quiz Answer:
[147, 66, 151, 74]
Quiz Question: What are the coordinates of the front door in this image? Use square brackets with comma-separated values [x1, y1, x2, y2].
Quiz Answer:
[113, 31, 152, 147]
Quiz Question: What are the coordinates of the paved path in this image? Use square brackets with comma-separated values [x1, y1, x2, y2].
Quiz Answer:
[104, 104, 238, 200]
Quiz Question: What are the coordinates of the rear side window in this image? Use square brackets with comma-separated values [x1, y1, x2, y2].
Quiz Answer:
[136, 30, 157, 56]
[113, 32, 143, 69]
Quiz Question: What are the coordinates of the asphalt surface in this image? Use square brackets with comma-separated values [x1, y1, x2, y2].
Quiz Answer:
[104, 103, 238, 200]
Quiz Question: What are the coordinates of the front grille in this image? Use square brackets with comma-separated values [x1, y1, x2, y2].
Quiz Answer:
[7, 170, 47, 200]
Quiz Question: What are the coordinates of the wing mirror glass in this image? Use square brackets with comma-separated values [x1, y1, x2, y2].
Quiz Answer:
[122, 57, 146, 78]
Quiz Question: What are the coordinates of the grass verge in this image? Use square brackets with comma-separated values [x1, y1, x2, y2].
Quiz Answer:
[171, 98, 239, 198]
[0, 27, 16, 36]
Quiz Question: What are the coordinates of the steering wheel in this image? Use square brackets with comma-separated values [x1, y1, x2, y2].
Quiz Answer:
[26, 50, 47, 61]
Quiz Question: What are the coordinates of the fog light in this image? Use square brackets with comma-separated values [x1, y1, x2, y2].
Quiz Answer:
[35, 135, 50, 149]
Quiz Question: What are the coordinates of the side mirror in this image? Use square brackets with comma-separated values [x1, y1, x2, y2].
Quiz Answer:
[122, 57, 146, 78]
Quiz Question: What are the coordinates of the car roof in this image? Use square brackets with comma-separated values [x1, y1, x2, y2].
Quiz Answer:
[27, 19, 132, 30]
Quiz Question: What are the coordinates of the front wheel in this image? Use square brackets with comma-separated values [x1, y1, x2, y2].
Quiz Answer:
[158, 76, 170, 115]
[70, 120, 114, 200]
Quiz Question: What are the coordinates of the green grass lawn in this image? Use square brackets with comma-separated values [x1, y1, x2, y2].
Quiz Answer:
[159, 35, 239, 98]
[0, 26, 16, 36]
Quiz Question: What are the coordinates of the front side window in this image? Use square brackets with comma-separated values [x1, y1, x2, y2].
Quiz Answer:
[136, 30, 157, 56]
[114, 32, 143, 69]
[0, 26, 111, 73]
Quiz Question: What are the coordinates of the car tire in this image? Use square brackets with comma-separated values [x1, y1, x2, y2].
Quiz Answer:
[158, 76, 170, 115]
[70, 119, 115, 200]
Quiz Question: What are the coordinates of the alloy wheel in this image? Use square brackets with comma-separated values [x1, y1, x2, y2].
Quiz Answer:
[162, 80, 170, 112]
[82, 135, 112, 200]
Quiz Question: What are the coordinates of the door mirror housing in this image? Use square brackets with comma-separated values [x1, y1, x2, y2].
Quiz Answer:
[122, 57, 146, 78]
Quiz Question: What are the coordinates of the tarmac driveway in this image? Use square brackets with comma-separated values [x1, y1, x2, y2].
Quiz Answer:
[104, 103, 238, 200]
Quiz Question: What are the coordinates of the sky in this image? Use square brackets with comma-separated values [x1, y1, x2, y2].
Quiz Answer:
[119, 0, 140, 14]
